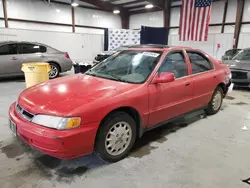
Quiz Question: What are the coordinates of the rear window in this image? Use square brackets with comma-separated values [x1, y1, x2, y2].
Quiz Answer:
[20, 44, 47, 54]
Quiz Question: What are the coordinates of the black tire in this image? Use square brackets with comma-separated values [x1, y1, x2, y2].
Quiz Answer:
[49, 63, 60, 79]
[95, 111, 137, 162]
[206, 87, 224, 115]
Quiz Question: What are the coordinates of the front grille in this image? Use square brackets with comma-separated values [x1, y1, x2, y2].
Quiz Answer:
[231, 71, 248, 79]
[16, 103, 22, 112]
[16, 103, 34, 121]
[234, 82, 250, 86]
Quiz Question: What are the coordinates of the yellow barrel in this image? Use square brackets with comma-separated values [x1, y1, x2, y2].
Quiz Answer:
[21, 62, 51, 88]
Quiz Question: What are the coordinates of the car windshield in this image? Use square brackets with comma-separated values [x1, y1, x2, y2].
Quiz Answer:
[226, 49, 241, 56]
[232, 49, 250, 61]
[86, 50, 162, 84]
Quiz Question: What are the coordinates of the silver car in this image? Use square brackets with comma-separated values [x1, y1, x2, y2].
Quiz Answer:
[0, 41, 73, 79]
[222, 48, 242, 60]
[224, 48, 250, 87]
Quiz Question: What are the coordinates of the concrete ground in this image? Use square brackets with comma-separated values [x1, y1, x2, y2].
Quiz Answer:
[1, 73, 250, 188]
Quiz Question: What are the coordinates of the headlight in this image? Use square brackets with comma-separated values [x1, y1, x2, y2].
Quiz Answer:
[31, 115, 81, 130]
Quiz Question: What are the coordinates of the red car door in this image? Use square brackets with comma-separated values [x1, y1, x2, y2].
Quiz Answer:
[186, 51, 217, 109]
[148, 50, 194, 128]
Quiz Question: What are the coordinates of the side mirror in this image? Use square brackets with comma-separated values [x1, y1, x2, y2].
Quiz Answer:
[152, 72, 175, 84]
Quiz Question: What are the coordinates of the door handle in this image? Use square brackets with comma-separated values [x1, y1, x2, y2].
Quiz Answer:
[40, 55, 45, 58]
[213, 75, 217, 79]
[11, 57, 17, 60]
[185, 83, 190, 86]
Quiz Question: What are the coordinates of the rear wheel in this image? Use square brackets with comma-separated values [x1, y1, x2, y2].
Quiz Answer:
[95, 112, 136, 162]
[206, 87, 223, 115]
[49, 63, 60, 79]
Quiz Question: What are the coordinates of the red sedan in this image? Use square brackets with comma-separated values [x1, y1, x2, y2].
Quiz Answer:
[9, 45, 231, 162]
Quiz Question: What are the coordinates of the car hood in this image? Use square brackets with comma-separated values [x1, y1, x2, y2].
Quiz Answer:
[18, 74, 136, 116]
[223, 60, 250, 71]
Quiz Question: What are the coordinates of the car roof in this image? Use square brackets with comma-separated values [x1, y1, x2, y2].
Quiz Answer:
[129, 44, 170, 49]
[128, 44, 194, 51]
[0, 41, 48, 46]
[242, 48, 250, 50]
[226, 48, 242, 51]
[0, 41, 15, 45]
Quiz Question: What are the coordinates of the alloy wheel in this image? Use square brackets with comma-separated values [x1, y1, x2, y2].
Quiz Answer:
[49, 65, 59, 79]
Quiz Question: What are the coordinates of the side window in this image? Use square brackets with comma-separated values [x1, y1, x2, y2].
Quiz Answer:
[0, 44, 18, 55]
[158, 51, 188, 79]
[187, 52, 213, 74]
[0, 45, 9, 55]
[20, 44, 46, 54]
[39, 46, 47, 53]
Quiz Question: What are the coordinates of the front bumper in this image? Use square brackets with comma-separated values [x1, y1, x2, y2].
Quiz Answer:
[224, 80, 232, 95]
[231, 79, 250, 87]
[9, 103, 99, 159]
[230, 69, 250, 87]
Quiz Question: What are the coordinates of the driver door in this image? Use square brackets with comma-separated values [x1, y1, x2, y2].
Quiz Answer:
[148, 50, 194, 128]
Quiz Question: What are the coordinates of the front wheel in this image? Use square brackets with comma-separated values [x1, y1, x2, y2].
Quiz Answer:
[49, 63, 60, 79]
[206, 87, 223, 115]
[95, 112, 136, 162]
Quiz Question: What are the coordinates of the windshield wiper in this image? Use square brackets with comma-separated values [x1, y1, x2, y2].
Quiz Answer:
[87, 70, 128, 83]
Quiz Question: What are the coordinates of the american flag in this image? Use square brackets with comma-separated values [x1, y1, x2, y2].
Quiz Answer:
[179, 0, 212, 41]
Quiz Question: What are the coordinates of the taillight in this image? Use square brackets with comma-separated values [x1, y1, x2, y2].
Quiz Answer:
[65, 52, 70, 59]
